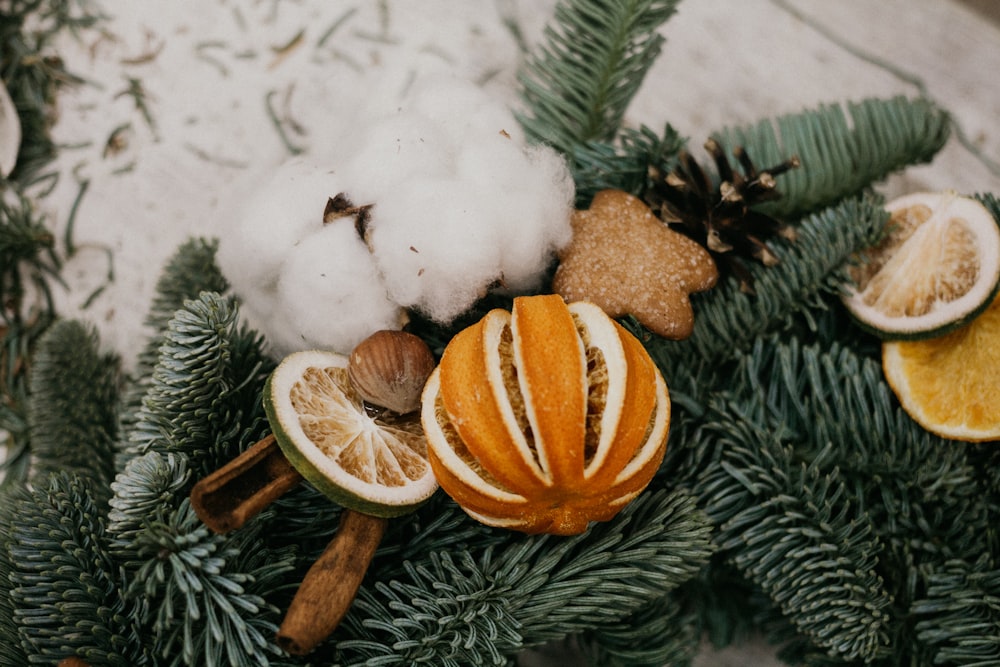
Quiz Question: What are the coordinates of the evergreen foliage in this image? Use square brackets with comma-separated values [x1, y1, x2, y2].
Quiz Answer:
[329, 488, 713, 666]
[4, 1, 997, 665]
[119, 238, 231, 439]
[571, 123, 685, 207]
[124, 291, 273, 477]
[576, 592, 700, 667]
[518, 0, 680, 155]
[28, 319, 121, 490]
[1, 0, 102, 186]
[0, 195, 61, 485]
[5, 472, 148, 665]
[0, 487, 30, 666]
[711, 96, 951, 218]
[913, 556, 1000, 665]
[125, 500, 295, 667]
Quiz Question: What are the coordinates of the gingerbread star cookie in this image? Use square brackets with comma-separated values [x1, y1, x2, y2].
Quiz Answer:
[553, 189, 718, 339]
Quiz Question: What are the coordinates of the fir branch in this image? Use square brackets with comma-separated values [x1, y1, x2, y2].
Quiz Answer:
[517, 0, 680, 155]
[914, 556, 1000, 665]
[27, 319, 121, 491]
[120, 238, 230, 433]
[107, 451, 193, 563]
[1, 0, 102, 187]
[711, 96, 950, 219]
[129, 500, 296, 667]
[123, 291, 273, 477]
[696, 410, 893, 662]
[692, 337, 993, 662]
[331, 489, 713, 665]
[571, 123, 685, 207]
[748, 339, 990, 579]
[515, 488, 713, 646]
[0, 195, 60, 485]
[141, 238, 230, 355]
[576, 591, 701, 667]
[658, 193, 888, 367]
[0, 487, 29, 666]
[5, 472, 149, 665]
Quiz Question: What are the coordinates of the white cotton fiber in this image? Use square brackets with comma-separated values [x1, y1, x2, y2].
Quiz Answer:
[367, 178, 505, 322]
[272, 221, 403, 356]
[335, 114, 454, 204]
[217, 159, 342, 292]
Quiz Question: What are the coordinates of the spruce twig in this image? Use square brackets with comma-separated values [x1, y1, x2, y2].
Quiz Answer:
[711, 96, 950, 218]
[518, 0, 680, 155]
[6, 473, 149, 665]
[27, 320, 121, 492]
[123, 292, 272, 476]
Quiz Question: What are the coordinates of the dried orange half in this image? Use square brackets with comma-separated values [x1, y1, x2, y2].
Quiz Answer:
[883, 292, 1000, 442]
[421, 294, 670, 535]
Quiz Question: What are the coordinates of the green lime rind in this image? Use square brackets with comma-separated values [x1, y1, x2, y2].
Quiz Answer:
[844, 275, 1000, 342]
[263, 351, 437, 519]
[841, 191, 1000, 342]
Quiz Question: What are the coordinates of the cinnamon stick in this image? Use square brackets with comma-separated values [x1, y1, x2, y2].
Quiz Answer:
[190, 434, 303, 533]
[276, 509, 388, 655]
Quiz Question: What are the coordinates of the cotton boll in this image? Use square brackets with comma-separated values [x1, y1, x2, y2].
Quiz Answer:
[368, 178, 504, 322]
[270, 221, 404, 356]
[452, 138, 575, 292]
[217, 158, 343, 293]
[490, 144, 576, 290]
[334, 113, 455, 204]
[404, 75, 526, 144]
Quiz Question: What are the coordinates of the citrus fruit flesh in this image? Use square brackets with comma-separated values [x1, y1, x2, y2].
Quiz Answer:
[843, 191, 1000, 339]
[883, 292, 1000, 442]
[422, 295, 670, 535]
[264, 350, 438, 517]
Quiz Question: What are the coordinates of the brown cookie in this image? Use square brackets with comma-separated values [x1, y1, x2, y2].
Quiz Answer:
[552, 189, 718, 339]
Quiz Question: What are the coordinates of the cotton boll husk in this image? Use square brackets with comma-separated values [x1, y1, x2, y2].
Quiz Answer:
[270, 221, 404, 356]
[217, 158, 343, 293]
[368, 178, 504, 323]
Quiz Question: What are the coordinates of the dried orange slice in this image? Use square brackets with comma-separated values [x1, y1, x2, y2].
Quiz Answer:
[883, 292, 1000, 442]
[842, 191, 1000, 340]
[263, 350, 438, 517]
[421, 294, 670, 535]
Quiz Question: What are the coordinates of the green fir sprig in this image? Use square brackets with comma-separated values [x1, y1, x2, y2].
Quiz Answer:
[711, 96, 951, 218]
[518, 0, 680, 156]
[5, 472, 148, 665]
[27, 319, 120, 491]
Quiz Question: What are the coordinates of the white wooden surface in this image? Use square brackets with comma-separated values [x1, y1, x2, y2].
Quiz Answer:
[35, 2, 1000, 665]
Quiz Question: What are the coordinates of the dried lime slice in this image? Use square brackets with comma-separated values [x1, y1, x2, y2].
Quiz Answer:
[263, 350, 438, 517]
[843, 191, 1000, 340]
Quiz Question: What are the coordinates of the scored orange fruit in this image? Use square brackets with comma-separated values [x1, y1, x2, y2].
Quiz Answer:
[421, 294, 670, 535]
[883, 292, 1000, 442]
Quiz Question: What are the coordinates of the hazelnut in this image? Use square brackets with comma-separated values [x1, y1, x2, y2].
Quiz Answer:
[348, 330, 436, 414]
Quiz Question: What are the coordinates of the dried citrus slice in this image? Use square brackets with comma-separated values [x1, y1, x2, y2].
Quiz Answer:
[883, 292, 1000, 442]
[421, 294, 670, 535]
[263, 350, 438, 517]
[842, 191, 1000, 339]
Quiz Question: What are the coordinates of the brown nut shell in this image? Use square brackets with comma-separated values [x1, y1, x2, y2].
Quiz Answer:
[348, 330, 436, 414]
